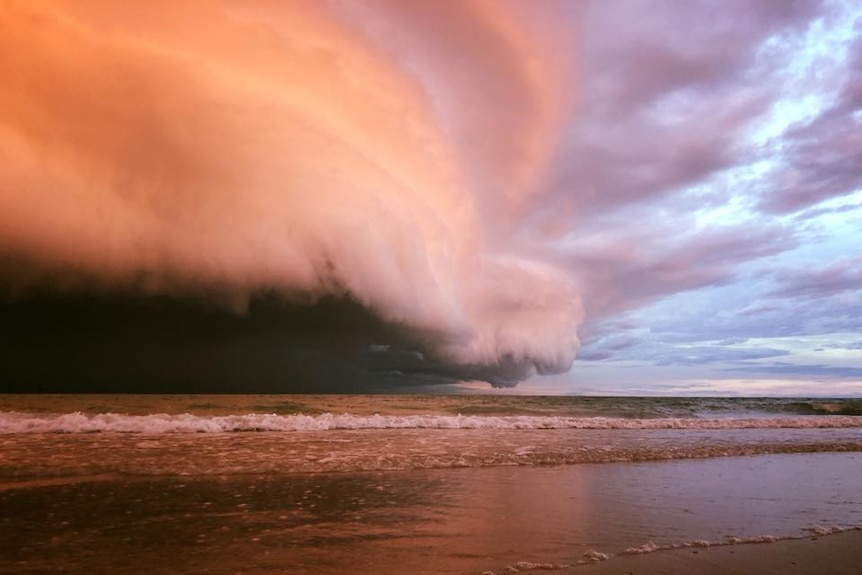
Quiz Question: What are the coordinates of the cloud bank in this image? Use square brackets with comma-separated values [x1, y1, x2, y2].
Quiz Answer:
[0, 0, 582, 388]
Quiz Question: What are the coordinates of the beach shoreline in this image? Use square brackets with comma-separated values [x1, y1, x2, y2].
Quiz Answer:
[1, 395, 858, 574]
[2, 453, 860, 574]
[570, 529, 862, 575]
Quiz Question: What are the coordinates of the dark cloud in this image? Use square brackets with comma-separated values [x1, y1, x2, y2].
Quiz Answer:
[0, 290, 537, 393]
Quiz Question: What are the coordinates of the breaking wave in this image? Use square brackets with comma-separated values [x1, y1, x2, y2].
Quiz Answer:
[2, 411, 860, 434]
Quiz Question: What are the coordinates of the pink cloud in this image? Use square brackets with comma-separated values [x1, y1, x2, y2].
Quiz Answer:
[0, 0, 582, 379]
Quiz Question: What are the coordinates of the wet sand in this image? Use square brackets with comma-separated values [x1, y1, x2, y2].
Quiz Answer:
[579, 530, 862, 575]
[1, 453, 859, 574]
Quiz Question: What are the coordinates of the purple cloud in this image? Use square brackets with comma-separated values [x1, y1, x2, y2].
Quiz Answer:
[768, 254, 862, 299]
[758, 32, 862, 214]
[533, 0, 823, 225]
[565, 222, 797, 323]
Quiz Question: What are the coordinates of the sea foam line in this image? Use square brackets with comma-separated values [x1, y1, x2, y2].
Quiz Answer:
[1, 411, 860, 434]
[490, 526, 862, 573]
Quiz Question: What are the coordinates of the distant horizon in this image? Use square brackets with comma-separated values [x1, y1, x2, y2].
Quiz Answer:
[2, 389, 861, 400]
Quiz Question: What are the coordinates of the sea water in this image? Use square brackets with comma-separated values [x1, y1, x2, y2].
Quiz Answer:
[0, 395, 860, 574]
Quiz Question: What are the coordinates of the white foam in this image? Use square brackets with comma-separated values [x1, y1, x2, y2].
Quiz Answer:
[485, 528, 862, 575]
[624, 537, 772, 555]
[622, 541, 661, 555]
[1, 411, 860, 434]
[808, 524, 851, 536]
[504, 561, 573, 572]
[622, 527, 862, 556]
[581, 549, 612, 562]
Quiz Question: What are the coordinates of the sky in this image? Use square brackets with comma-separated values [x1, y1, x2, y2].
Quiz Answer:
[0, 0, 860, 396]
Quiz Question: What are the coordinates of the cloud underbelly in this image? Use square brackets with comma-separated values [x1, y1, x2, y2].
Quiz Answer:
[0, 0, 582, 386]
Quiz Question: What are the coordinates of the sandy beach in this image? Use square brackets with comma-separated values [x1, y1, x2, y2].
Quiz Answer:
[2, 451, 859, 575]
[1, 397, 858, 574]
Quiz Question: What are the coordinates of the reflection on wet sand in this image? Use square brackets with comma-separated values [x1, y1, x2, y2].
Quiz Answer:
[1, 453, 859, 575]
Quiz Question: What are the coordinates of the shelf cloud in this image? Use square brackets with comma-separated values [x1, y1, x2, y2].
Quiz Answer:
[0, 0, 582, 389]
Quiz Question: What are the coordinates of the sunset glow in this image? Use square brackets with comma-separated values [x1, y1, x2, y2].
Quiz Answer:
[1, 0, 860, 394]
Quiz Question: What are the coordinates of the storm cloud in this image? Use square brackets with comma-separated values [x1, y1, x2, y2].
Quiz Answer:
[0, 0, 582, 390]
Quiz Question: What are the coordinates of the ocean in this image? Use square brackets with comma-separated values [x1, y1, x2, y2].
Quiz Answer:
[1, 395, 860, 574]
